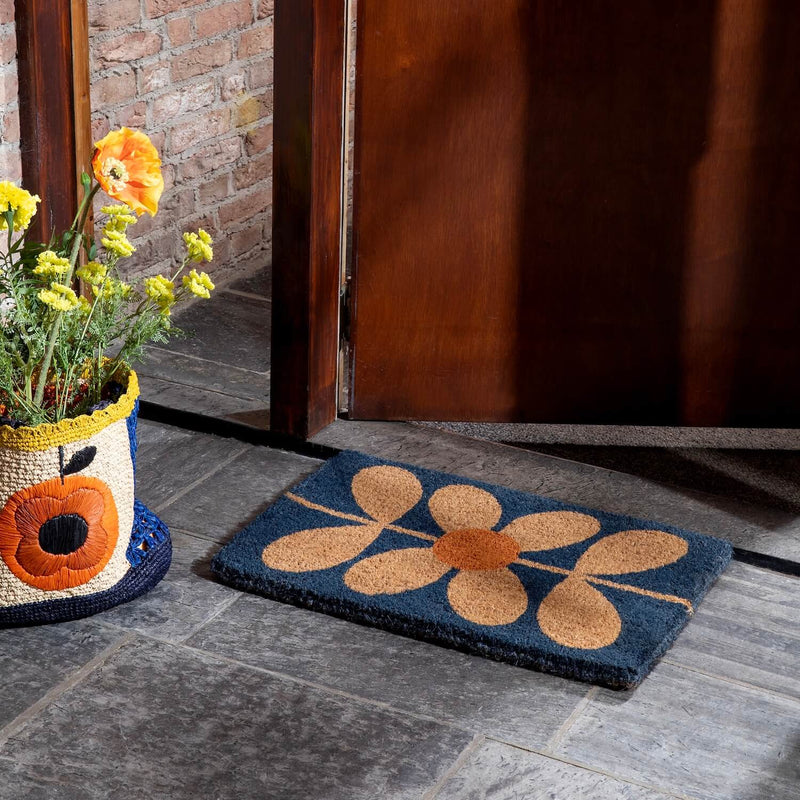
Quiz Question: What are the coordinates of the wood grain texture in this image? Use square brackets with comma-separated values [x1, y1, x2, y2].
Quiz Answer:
[14, 0, 81, 240]
[349, 0, 800, 425]
[270, 0, 346, 438]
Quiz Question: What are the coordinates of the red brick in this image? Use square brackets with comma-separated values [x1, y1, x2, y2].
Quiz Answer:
[231, 222, 266, 256]
[139, 62, 171, 94]
[256, 0, 274, 19]
[92, 70, 137, 106]
[0, 31, 15, 65]
[153, 81, 215, 121]
[145, 0, 205, 19]
[1, 107, 18, 141]
[221, 73, 245, 102]
[96, 31, 162, 67]
[91, 116, 111, 143]
[89, 0, 141, 32]
[170, 108, 230, 153]
[0, 1, 14, 24]
[245, 122, 272, 156]
[0, 145, 21, 181]
[167, 16, 192, 47]
[217, 188, 270, 227]
[238, 23, 273, 60]
[177, 137, 241, 179]
[117, 101, 147, 128]
[248, 57, 273, 90]
[171, 40, 232, 82]
[0, 68, 17, 104]
[198, 173, 231, 204]
[234, 155, 271, 191]
[195, 0, 252, 39]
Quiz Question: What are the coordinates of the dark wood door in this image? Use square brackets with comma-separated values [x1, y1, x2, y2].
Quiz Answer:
[348, 0, 800, 425]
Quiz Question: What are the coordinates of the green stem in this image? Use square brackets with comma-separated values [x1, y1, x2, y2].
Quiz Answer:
[32, 228, 84, 407]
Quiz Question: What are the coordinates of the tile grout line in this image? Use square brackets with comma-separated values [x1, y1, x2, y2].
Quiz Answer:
[483, 737, 701, 800]
[151, 446, 250, 514]
[661, 658, 800, 705]
[141, 374, 270, 402]
[0, 633, 136, 750]
[177, 593, 243, 645]
[421, 733, 485, 800]
[222, 288, 271, 303]
[144, 344, 270, 375]
[543, 685, 598, 754]
[167, 638, 477, 734]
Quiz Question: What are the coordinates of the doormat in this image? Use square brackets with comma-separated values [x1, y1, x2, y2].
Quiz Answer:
[211, 451, 732, 688]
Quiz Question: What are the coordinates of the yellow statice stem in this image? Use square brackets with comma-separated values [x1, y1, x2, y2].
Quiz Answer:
[32, 182, 100, 409]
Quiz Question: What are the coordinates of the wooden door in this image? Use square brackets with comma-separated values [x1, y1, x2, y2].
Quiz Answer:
[348, 0, 800, 425]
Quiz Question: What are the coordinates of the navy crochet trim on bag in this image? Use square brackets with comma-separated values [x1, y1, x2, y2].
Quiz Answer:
[127, 499, 170, 567]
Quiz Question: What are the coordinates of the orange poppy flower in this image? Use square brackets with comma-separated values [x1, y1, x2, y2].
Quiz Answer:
[92, 128, 164, 216]
[0, 476, 119, 591]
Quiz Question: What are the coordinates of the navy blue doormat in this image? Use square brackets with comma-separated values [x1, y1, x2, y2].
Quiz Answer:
[211, 451, 732, 688]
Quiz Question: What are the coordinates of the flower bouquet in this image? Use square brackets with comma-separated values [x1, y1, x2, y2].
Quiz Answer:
[0, 127, 215, 626]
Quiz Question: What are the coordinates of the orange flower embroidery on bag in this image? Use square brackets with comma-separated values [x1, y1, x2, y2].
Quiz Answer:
[0, 476, 119, 591]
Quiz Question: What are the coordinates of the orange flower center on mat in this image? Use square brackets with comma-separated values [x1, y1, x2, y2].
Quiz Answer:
[432, 528, 520, 571]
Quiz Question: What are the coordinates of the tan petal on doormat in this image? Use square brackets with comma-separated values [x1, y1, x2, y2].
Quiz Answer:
[537, 577, 622, 650]
[447, 568, 528, 626]
[262, 523, 383, 572]
[574, 529, 689, 576]
[344, 547, 450, 595]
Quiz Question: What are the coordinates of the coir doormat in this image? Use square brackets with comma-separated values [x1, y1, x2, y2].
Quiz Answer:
[211, 451, 732, 688]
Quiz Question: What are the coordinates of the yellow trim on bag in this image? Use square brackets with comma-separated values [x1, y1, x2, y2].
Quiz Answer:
[0, 371, 139, 452]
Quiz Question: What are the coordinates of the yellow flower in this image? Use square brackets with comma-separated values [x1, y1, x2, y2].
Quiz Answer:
[101, 204, 137, 234]
[101, 229, 135, 258]
[38, 283, 79, 312]
[183, 229, 214, 263]
[144, 274, 175, 314]
[77, 295, 92, 314]
[91, 279, 132, 301]
[76, 261, 108, 285]
[33, 251, 71, 278]
[92, 128, 164, 216]
[182, 268, 215, 299]
[0, 182, 41, 231]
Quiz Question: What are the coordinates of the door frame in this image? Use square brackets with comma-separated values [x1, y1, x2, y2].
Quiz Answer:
[14, 0, 93, 241]
[17, 0, 346, 440]
[270, 0, 348, 439]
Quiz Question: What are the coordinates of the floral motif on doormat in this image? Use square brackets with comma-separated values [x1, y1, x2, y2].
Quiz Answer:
[211, 451, 732, 688]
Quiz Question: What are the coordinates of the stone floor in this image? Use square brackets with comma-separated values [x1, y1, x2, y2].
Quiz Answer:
[134, 268, 271, 429]
[0, 414, 798, 799]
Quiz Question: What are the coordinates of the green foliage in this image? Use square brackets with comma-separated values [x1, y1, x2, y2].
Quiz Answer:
[0, 180, 215, 426]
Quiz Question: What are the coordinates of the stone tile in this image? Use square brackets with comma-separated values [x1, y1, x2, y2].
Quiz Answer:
[187, 594, 588, 748]
[313, 420, 800, 560]
[555, 661, 800, 800]
[0, 636, 472, 800]
[137, 345, 270, 400]
[0, 620, 124, 729]
[158, 445, 321, 541]
[136, 372, 269, 422]
[134, 422, 248, 510]
[228, 268, 271, 297]
[666, 561, 800, 699]
[95, 532, 239, 643]
[168, 290, 270, 372]
[433, 740, 675, 799]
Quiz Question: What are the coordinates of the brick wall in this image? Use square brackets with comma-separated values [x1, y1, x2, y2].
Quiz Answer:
[89, 0, 274, 282]
[0, 0, 20, 183]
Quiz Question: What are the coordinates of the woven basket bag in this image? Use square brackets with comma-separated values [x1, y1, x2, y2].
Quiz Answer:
[0, 371, 171, 626]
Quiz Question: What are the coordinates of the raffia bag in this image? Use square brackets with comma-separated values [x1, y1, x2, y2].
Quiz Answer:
[0, 371, 171, 626]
